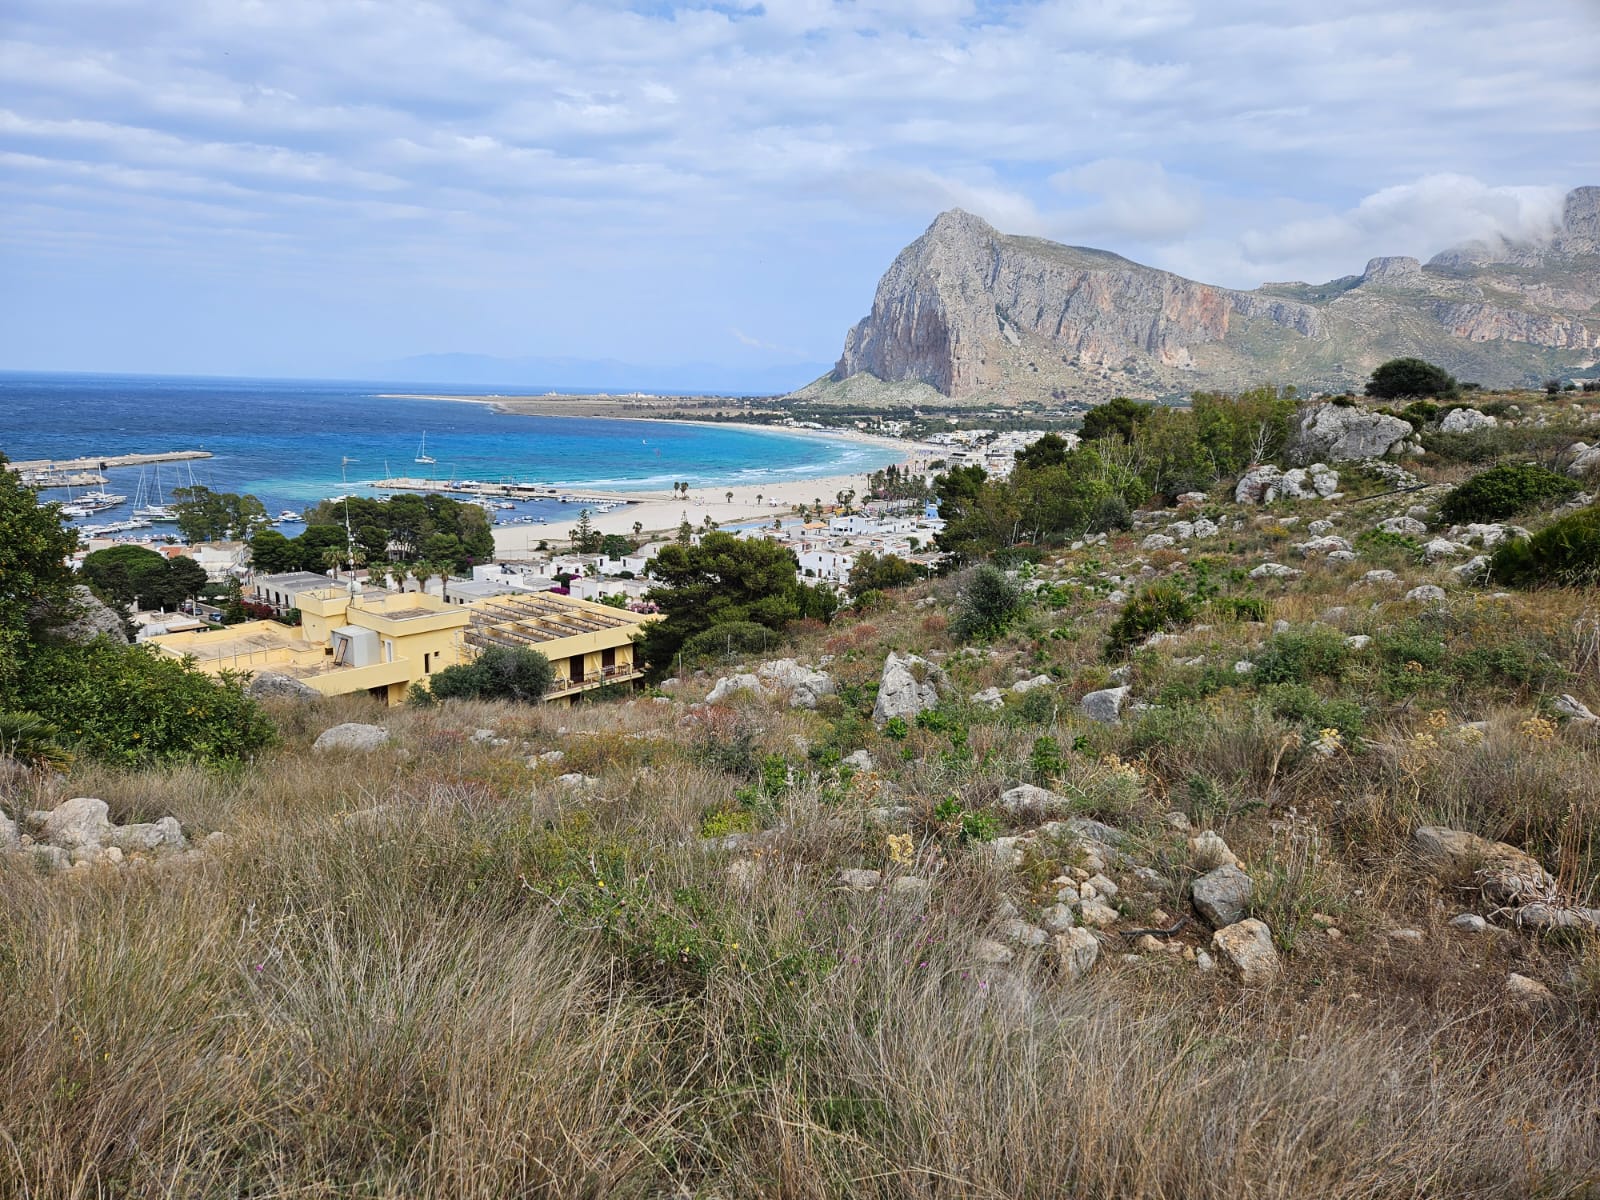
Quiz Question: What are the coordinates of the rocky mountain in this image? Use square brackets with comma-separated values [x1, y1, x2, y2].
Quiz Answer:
[815, 187, 1600, 404]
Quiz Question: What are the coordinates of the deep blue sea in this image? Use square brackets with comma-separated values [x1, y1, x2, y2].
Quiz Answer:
[0, 372, 899, 531]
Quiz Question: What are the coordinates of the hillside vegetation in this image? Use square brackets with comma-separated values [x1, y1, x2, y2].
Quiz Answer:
[4, 386, 1600, 1196]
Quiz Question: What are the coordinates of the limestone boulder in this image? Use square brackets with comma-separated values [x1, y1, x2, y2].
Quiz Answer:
[872, 652, 946, 724]
[107, 816, 187, 854]
[312, 723, 391, 753]
[247, 672, 320, 701]
[1053, 928, 1100, 979]
[41, 797, 112, 849]
[1440, 407, 1497, 434]
[1413, 826, 1556, 906]
[756, 659, 836, 709]
[1295, 404, 1414, 462]
[1212, 919, 1280, 985]
[1191, 864, 1254, 929]
[1079, 686, 1130, 725]
[707, 673, 768, 705]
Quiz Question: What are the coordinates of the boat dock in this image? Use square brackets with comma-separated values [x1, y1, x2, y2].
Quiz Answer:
[369, 477, 657, 505]
[11, 450, 214, 489]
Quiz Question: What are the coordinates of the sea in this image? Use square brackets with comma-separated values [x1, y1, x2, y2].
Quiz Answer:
[0, 372, 901, 534]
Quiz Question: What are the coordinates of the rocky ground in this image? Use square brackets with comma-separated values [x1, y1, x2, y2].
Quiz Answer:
[3, 390, 1600, 1197]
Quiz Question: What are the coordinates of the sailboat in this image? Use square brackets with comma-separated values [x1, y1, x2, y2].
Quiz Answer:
[132, 466, 179, 522]
[415, 434, 437, 465]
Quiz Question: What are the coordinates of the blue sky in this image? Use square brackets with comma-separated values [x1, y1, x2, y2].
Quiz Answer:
[2, 0, 1597, 385]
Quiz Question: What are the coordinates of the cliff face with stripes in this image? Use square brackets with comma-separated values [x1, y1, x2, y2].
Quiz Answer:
[824, 189, 1599, 404]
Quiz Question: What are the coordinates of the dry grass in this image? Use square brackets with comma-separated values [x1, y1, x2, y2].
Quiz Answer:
[5, 394, 1600, 1196]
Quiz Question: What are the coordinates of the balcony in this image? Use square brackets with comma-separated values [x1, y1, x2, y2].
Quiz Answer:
[545, 662, 645, 698]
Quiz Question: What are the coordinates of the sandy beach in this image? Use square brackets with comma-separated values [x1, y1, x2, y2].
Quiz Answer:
[489, 468, 922, 558]
[380, 393, 934, 560]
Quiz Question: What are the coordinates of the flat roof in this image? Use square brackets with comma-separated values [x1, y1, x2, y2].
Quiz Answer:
[466, 592, 645, 651]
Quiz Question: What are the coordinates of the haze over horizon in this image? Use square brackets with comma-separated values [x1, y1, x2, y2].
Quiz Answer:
[3, 0, 1597, 387]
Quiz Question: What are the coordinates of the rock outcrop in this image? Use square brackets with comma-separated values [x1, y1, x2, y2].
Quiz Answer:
[872, 652, 946, 724]
[312, 723, 391, 752]
[817, 188, 1600, 404]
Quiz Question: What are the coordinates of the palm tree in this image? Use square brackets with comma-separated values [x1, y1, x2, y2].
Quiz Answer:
[632, 520, 643, 538]
[320, 546, 345, 580]
[725, 491, 734, 505]
[755, 493, 763, 507]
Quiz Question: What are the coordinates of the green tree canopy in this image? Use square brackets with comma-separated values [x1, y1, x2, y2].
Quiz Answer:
[0, 452, 79, 696]
[639, 531, 808, 674]
[848, 551, 923, 598]
[427, 644, 554, 703]
[171, 485, 269, 543]
[1365, 357, 1458, 400]
[1080, 397, 1155, 444]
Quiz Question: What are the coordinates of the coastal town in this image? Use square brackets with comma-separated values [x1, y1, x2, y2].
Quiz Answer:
[16, 422, 1069, 705]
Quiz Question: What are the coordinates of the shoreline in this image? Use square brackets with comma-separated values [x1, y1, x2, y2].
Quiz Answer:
[375, 392, 937, 560]
[375, 391, 915, 457]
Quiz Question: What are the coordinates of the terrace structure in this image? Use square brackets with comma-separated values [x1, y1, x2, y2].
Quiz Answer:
[463, 592, 650, 700]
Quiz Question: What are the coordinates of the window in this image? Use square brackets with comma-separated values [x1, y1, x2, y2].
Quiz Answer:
[423, 652, 432, 674]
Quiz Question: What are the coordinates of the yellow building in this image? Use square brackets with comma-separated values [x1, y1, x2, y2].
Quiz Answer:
[151, 585, 652, 705]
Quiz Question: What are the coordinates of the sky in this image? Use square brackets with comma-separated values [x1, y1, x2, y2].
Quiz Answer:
[2, 0, 1598, 385]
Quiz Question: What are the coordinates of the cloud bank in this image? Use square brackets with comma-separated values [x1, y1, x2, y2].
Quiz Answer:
[0, 0, 1596, 376]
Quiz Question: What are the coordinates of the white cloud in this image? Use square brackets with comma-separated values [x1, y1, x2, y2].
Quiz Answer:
[0, 0, 1596, 370]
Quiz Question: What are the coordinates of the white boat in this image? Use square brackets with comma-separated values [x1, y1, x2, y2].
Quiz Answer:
[131, 467, 178, 522]
[77, 490, 127, 512]
[276, 509, 302, 523]
[134, 505, 180, 522]
[414, 434, 436, 465]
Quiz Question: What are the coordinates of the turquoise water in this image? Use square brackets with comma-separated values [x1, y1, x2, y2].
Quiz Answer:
[0, 372, 900, 528]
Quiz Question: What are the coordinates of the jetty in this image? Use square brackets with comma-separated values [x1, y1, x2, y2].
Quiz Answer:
[11, 450, 213, 490]
[368, 476, 656, 505]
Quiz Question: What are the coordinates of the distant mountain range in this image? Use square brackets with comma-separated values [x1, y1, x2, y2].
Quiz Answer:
[807, 187, 1600, 405]
[376, 353, 832, 396]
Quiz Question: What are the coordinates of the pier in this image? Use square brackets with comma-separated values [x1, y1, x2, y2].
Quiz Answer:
[368, 477, 655, 505]
[10, 450, 214, 489]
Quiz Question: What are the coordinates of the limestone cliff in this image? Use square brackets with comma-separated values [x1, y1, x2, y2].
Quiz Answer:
[820, 188, 1600, 404]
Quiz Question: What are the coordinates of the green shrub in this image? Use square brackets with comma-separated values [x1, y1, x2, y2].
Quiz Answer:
[1252, 626, 1351, 685]
[429, 645, 555, 703]
[679, 620, 782, 663]
[950, 564, 1024, 641]
[1105, 583, 1194, 659]
[1438, 463, 1579, 523]
[1491, 504, 1600, 587]
[0, 711, 74, 772]
[1399, 400, 1441, 430]
[14, 641, 274, 765]
[1365, 357, 1457, 400]
[1209, 595, 1269, 623]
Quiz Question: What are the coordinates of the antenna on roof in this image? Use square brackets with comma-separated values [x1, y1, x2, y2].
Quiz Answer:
[341, 457, 360, 595]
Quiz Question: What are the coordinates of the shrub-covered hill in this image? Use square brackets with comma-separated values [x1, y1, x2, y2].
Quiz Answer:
[3, 387, 1600, 1196]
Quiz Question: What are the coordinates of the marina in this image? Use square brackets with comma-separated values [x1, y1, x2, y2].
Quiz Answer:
[11, 450, 214, 489]
[367, 475, 654, 507]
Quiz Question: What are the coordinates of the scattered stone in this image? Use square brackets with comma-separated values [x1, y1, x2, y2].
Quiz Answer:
[1188, 830, 1240, 870]
[1141, 533, 1176, 551]
[1212, 919, 1281, 985]
[1249, 562, 1302, 580]
[40, 797, 111, 849]
[1000, 918, 1049, 946]
[1378, 516, 1427, 536]
[1079, 685, 1130, 724]
[1449, 913, 1489, 933]
[975, 937, 1014, 966]
[1040, 903, 1075, 933]
[1012, 674, 1052, 695]
[1195, 949, 1215, 972]
[1077, 899, 1120, 928]
[1504, 973, 1554, 1005]
[313, 723, 390, 752]
[1085, 873, 1119, 899]
[1413, 826, 1556, 906]
[107, 816, 186, 854]
[1053, 928, 1100, 979]
[1405, 585, 1447, 603]
[1440, 407, 1497, 434]
[1422, 538, 1465, 562]
[557, 773, 598, 789]
[1191, 864, 1254, 929]
[1360, 569, 1400, 585]
[1233, 660, 1255, 674]
[837, 868, 882, 890]
[1345, 635, 1372, 650]
[756, 658, 836, 709]
[0, 813, 17, 852]
[1387, 928, 1424, 943]
[707, 673, 768, 704]
[1295, 535, 1354, 556]
[999, 783, 1067, 816]
[1453, 555, 1490, 580]
[970, 687, 1006, 710]
[843, 749, 875, 772]
[1554, 694, 1599, 723]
